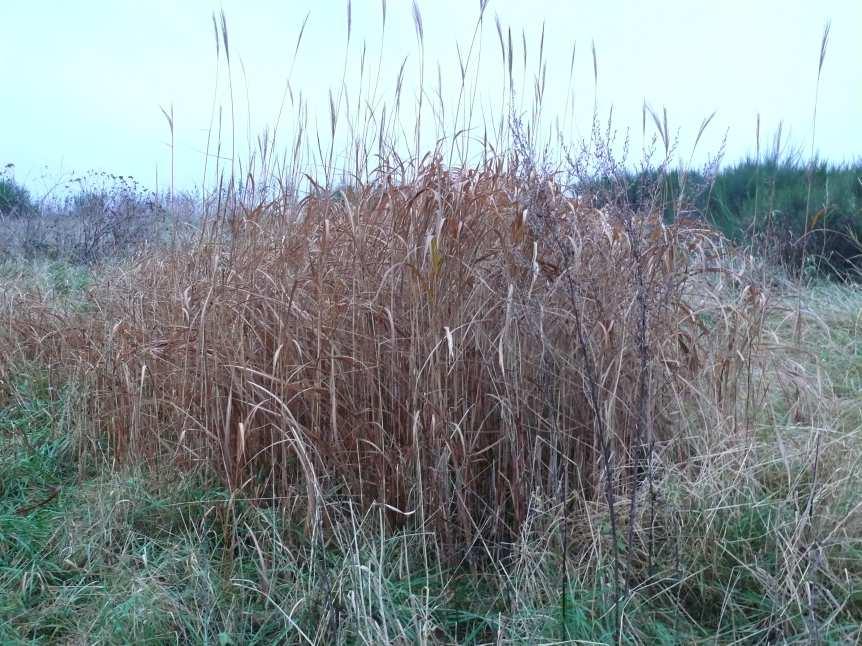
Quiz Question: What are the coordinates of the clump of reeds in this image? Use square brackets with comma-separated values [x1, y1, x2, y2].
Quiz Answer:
[1, 152, 768, 561]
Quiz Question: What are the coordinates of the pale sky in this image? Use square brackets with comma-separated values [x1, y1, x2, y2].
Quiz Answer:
[2, 1, 860, 197]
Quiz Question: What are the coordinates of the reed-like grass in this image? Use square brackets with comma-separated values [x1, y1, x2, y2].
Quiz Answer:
[3, 154, 767, 568]
[2, 6, 858, 643]
[2, 273, 859, 643]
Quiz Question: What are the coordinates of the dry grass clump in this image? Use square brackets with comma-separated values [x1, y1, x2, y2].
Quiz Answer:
[1, 156, 766, 556]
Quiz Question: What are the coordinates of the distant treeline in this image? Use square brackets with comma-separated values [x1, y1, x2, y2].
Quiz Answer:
[588, 158, 862, 278]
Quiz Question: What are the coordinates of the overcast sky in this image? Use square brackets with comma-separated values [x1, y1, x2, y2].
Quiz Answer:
[2, 0, 860, 196]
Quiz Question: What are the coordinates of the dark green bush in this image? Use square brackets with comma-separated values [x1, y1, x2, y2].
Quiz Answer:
[0, 176, 35, 218]
[708, 158, 862, 278]
[585, 157, 862, 279]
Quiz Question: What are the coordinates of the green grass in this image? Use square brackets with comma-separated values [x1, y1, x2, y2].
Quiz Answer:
[0, 259, 92, 302]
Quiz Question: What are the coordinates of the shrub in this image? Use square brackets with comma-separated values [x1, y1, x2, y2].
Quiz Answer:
[610, 158, 862, 279]
[60, 172, 167, 264]
[0, 175, 35, 218]
[0, 172, 170, 264]
[710, 158, 862, 278]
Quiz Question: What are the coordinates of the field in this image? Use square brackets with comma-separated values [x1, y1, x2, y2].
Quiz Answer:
[2, 9, 861, 646]
[1, 164, 861, 644]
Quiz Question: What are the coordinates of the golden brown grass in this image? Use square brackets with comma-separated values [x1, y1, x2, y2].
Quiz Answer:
[3, 10, 857, 642]
[1, 155, 768, 559]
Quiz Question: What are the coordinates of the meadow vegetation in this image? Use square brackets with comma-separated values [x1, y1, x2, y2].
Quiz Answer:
[609, 157, 862, 280]
[1, 5, 860, 644]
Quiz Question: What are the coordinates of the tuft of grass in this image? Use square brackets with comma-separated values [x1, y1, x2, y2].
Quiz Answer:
[2, 161, 769, 562]
[1, 9, 860, 643]
[3, 179, 861, 644]
[1, 301, 861, 641]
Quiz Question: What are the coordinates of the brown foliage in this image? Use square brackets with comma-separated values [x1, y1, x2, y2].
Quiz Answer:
[2, 158, 766, 552]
